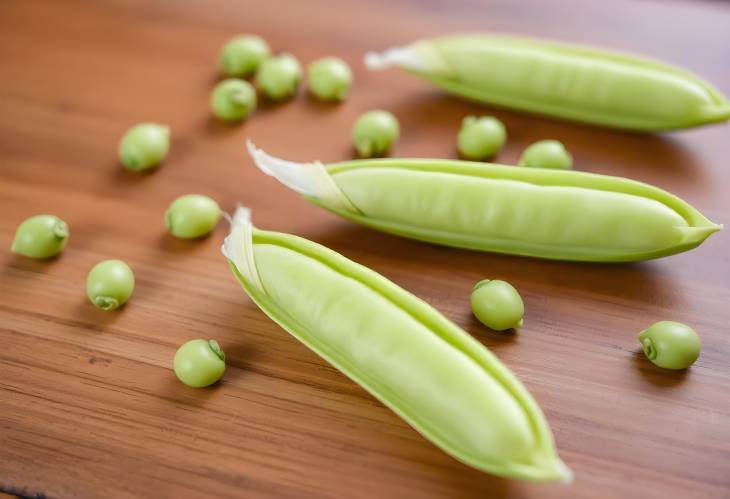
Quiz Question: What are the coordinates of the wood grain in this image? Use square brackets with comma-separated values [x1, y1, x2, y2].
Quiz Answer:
[1, 0, 729, 498]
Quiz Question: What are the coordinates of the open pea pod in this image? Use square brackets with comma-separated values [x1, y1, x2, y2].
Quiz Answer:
[365, 34, 730, 131]
[223, 207, 571, 482]
[247, 142, 721, 262]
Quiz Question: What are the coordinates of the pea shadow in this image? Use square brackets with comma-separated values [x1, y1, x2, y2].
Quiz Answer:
[156, 231, 217, 255]
[384, 91, 710, 184]
[464, 314, 519, 350]
[302, 92, 349, 114]
[110, 162, 160, 186]
[164, 373, 224, 408]
[200, 114, 249, 136]
[2, 252, 65, 274]
[305, 222, 676, 309]
[257, 92, 300, 112]
[631, 349, 689, 388]
[71, 296, 125, 330]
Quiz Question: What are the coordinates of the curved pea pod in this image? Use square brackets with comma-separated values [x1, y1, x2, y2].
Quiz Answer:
[222, 207, 571, 482]
[365, 34, 730, 131]
[247, 142, 720, 262]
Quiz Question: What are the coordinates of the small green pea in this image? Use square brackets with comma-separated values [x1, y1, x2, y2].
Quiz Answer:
[118, 123, 170, 172]
[86, 259, 135, 311]
[11, 215, 69, 259]
[307, 57, 353, 101]
[219, 35, 270, 77]
[352, 110, 400, 158]
[518, 140, 573, 169]
[256, 54, 302, 100]
[210, 78, 256, 122]
[174, 339, 226, 388]
[457, 116, 507, 160]
[470, 279, 524, 331]
[165, 194, 221, 239]
[639, 321, 701, 370]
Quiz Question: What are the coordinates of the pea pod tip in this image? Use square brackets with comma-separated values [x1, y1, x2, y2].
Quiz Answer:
[364, 46, 424, 71]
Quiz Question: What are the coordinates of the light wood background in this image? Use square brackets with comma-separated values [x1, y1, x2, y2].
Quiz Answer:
[1, 0, 729, 498]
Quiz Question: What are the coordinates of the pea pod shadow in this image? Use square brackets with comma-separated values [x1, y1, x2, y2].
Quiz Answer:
[382, 92, 713, 187]
[304, 221, 681, 312]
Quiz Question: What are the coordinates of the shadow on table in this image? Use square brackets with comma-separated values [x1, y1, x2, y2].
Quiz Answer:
[631, 349, 689, 388]
[305, 222, 678, 309]
[384, 91, 710, 185]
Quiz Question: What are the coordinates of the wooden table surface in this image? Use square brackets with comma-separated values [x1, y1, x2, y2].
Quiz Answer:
[1, 0, 729, 498]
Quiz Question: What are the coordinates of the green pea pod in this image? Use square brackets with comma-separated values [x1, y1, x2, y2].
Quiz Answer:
[222, 207, 571, 482]
[365, 34, 730, 131]
[247, 142, 720, 262]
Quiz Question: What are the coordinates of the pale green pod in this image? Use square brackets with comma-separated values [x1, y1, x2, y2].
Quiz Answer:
[365, 35, 730, 131]
[246, 141, 720, 262]
[222, 207, 571, 482]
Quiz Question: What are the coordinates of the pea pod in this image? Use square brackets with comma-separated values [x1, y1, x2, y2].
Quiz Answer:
[365, 34, 730, 131]
[247, 142, 720, 262]
[222, 207, 571, 482]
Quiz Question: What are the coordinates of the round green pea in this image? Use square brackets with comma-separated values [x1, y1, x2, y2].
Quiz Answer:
[174, 339, 226, 387]
[219, 35, 270, 77]
[256, 54, 302, 100]
[352, 110, 400, 158]
[11, 214, 69, 259]
[307, 57, 352, 101]
[518, 140, 573, 169]
[165, 194, 221, 239]
[470, 279, 524, 331]
[118, 123, 170, 172]
[86, 259, 135, 311]
[639, 321, 701, 370]
[210, 78, 256, 122]
[457, 116, 507, 160]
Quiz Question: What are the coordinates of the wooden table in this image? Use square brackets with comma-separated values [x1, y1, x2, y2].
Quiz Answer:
[1, 0, 729, 497]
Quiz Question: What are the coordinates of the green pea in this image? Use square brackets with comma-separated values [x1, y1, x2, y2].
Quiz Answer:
[307, 57, 353, 101]
[256, 54, 302, 100]
[470, 279, 524, 331]
[12, 215, 69, 259]
[86, 259, 135, 311]
[639, 321, 701, 370]
[165, 194, 221, 239]
[174, 339, 226, 388]
[457, 116, 507, 160]
[518, 140, 573, 169]
[352, 110, 400, 158]
[219, 35, 270, 77]
[118, 123, 170, 172]
[210, 78, 256, 122]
